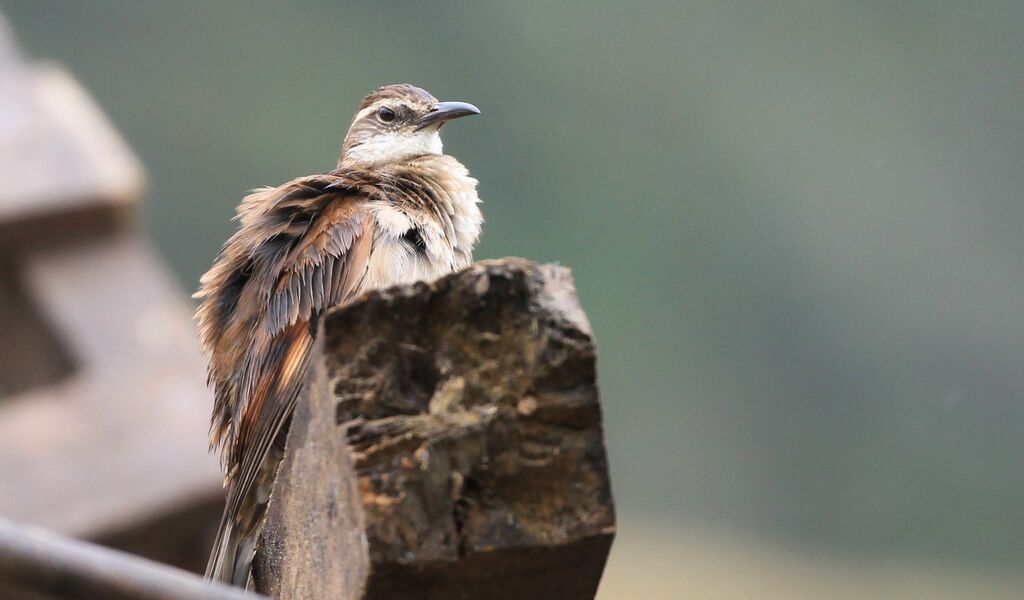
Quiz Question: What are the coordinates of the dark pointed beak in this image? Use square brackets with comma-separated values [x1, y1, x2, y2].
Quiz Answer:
[414, 101, 480, 130]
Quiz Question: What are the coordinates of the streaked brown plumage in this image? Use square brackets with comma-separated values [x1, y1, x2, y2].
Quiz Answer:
[194, 84, 482, 585]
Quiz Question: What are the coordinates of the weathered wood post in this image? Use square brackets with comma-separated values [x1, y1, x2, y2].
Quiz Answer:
[254, 259, 615, 599]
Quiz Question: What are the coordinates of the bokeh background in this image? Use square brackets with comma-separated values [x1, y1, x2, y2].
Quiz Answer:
[5, 1, 1023, 597]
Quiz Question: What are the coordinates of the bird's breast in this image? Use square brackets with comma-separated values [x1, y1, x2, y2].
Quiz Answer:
[358, 157, 482, 293]
[361, 205, 474, 290]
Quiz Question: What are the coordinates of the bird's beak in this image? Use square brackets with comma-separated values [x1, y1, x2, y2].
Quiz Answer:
[414, 101, 480, 130]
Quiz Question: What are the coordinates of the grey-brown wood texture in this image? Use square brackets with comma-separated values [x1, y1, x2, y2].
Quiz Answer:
[255, 259, 615, 600]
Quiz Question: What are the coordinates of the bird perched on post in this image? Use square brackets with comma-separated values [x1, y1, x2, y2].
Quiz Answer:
[194, 84, 482, 586]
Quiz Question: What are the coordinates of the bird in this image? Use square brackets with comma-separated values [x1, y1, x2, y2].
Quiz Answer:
[193, 84, 482, 586]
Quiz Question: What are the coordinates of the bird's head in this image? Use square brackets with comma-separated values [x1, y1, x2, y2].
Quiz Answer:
[339, 84, 479, 168]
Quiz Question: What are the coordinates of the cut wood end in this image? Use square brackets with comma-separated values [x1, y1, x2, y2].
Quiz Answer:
[258, 259, 614, 600]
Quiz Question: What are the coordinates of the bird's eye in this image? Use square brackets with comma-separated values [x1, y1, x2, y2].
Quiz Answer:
[377, 106, 396, 122]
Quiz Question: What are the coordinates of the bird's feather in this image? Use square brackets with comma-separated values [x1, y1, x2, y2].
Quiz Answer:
[196, 155, 480, 586]
[195, 175, 374, 582]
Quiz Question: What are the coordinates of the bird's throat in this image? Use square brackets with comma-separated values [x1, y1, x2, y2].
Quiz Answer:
[340, 129, 443, 168]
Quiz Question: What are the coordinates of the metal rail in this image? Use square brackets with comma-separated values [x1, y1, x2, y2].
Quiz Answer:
[0, 518, 262, 600]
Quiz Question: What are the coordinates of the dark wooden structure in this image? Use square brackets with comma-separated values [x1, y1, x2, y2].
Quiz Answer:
[0, 24, 223, 572]
[254, 260, 615, 599]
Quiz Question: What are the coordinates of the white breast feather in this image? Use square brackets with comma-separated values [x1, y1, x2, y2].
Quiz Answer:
[363, 158, 481, 291]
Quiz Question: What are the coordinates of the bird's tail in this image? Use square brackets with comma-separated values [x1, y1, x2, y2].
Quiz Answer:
[205, 484, 264, 586]
[205, 441, 286, 587]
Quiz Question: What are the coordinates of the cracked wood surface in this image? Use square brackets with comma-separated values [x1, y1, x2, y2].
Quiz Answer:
[255, 258, 615, 600]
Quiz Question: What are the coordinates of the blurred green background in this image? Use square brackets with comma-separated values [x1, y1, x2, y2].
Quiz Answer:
[6, 1, 1023, 596]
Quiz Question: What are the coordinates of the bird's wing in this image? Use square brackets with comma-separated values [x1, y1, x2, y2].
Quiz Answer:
[231, 190, 372, 502]
[194, 174, 374, 581]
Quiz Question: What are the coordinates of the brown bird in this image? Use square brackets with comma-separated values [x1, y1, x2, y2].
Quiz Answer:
[194, 84, 482, 586]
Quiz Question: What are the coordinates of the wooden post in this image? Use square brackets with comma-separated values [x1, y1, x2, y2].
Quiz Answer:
[254, 259, 616, 599]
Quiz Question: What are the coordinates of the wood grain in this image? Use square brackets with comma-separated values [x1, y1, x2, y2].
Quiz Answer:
[255, 259, 615, 599]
